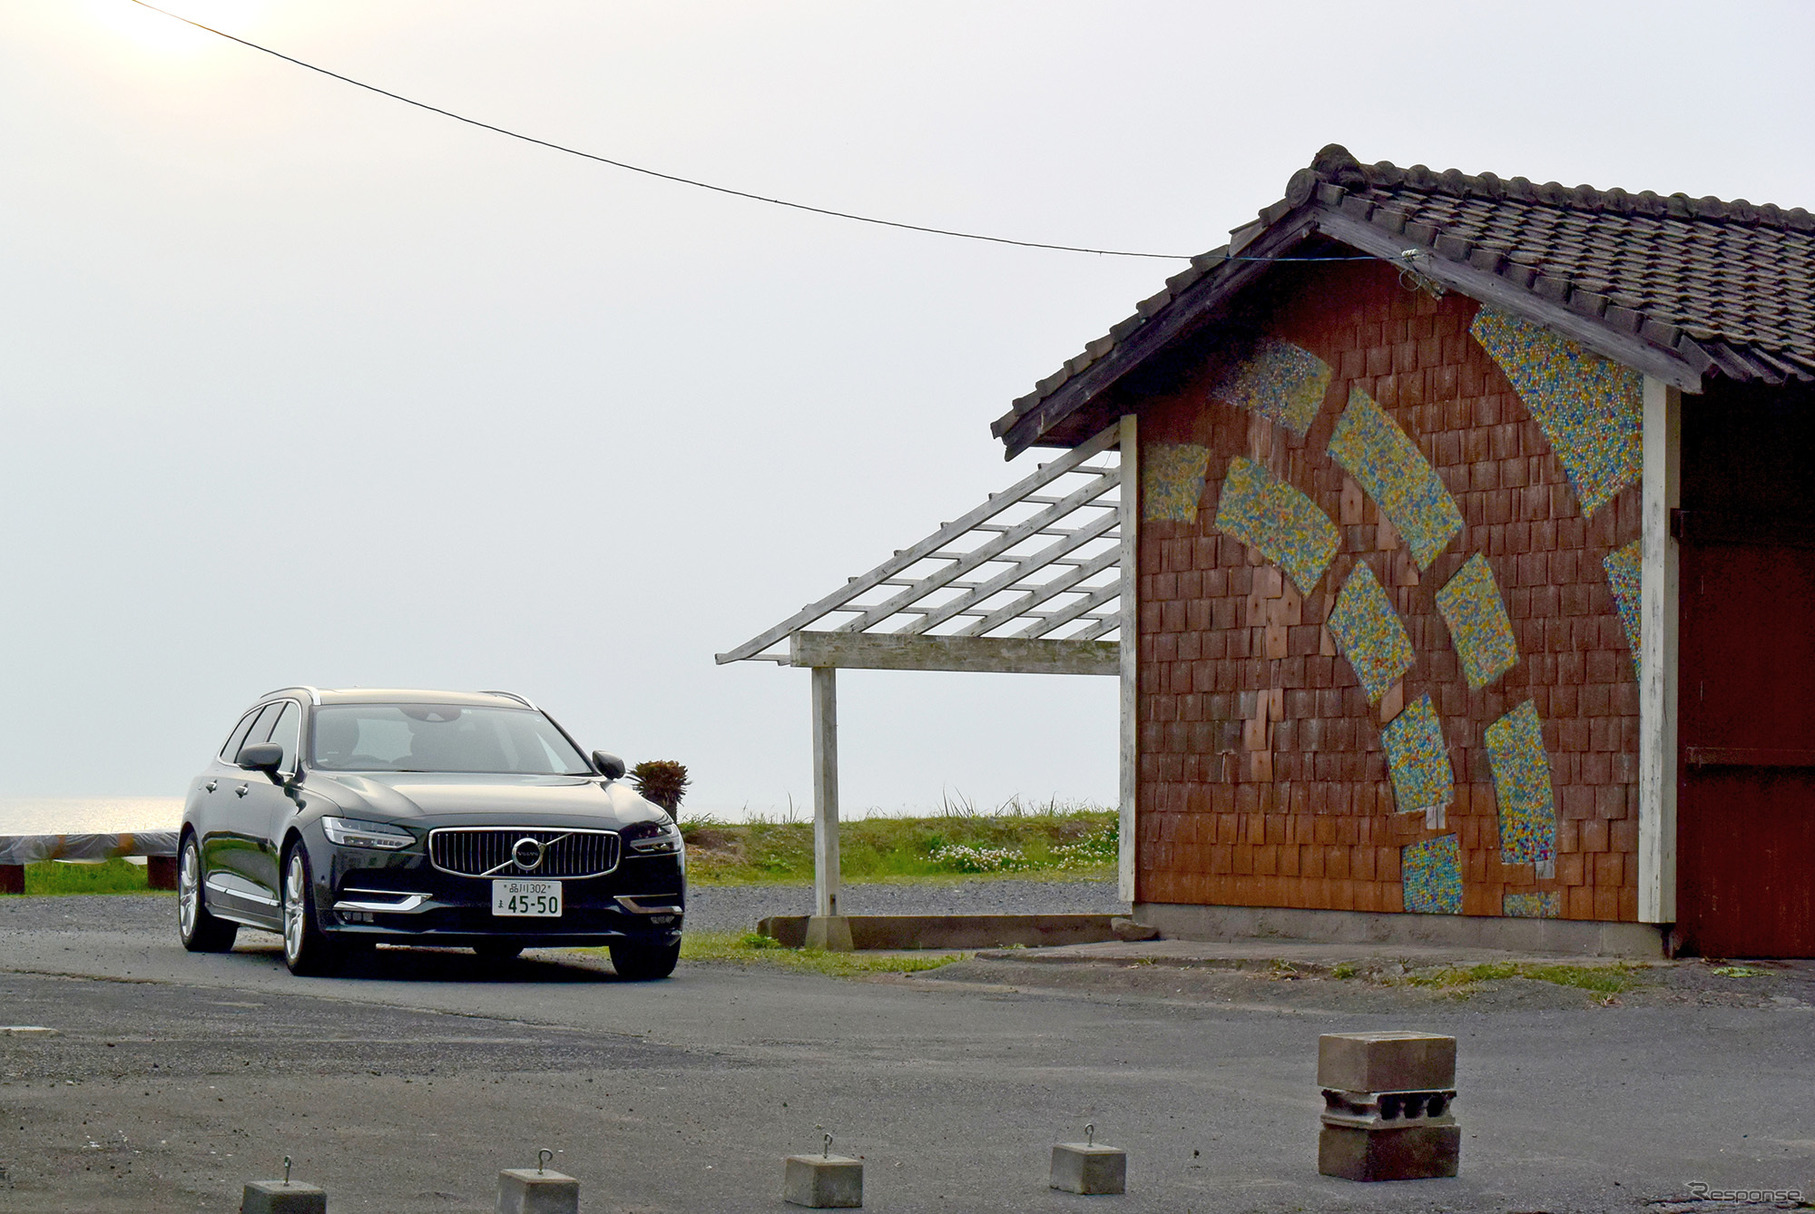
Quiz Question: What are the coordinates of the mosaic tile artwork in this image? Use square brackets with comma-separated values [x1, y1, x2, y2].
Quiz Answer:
[1604, 540, 1643, 678]
[1326, 386, 1463, 569]
[1502, 891, 1562, 919]
[1142, 442, 1210, 522]
[1382, 695, 1454, 820]
[1470, 307, 1643, 516]
[1484, 700, 1557, 870]
[1325, 560, 1415, 702]
[1436, 553, 1520, 689]
[1401, 834, 1463, 915]
[1207, 338, 1333, 438]
[1212, 456, 1340, 594]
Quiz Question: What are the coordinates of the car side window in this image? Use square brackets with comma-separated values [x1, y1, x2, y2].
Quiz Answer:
[267, 701, 302, 773]
[233, 702, 285, 762]
[218, 709, 264, 762]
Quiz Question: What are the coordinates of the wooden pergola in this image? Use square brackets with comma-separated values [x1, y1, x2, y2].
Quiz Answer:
[717, 419, 1137, 947]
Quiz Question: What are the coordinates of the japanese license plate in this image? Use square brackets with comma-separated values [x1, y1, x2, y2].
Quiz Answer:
[491, 879, 562, 917]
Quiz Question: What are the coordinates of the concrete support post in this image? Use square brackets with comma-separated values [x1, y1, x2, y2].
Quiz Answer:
[806, 665, 851, 951]
[1638, 377, 1682, 925]
[1117, 413, 1139, 906]
[1317, 1031, 1459, 1182]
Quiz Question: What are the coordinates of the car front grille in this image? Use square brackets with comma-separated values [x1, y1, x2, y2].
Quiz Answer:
[428, 828, 620, 879]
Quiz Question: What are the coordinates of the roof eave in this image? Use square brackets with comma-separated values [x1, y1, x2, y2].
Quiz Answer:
[994, 206, 1322, 459]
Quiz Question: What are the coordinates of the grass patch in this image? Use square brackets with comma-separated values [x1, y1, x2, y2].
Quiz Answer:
[670, 931, 970, 978]
[680, 804, 1115, 886]
[1398, 961, 1647, 996]
[22, 858, 163, 896]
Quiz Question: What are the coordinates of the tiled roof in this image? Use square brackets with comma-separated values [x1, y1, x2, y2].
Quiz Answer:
[995, 144, 1815, 456]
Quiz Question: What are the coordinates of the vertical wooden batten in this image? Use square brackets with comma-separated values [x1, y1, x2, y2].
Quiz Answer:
[810, 665, 841, 922]
[1118, 414, 1139, 905]
[1638, 376, 1681, 924]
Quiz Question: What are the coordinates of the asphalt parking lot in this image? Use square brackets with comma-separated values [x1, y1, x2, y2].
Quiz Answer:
[2, 894, 1812, 1213]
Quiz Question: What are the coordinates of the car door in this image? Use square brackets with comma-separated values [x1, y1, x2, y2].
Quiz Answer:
[207, 700, 286, 922]
[244, 699, 304, 905]
[196, 705, 265, 888]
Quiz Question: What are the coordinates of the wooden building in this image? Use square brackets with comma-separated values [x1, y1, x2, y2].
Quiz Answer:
[993, 145, 1815, 957]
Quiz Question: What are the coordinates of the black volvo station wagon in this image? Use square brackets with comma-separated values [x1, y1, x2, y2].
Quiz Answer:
[177, 687, 684, 978]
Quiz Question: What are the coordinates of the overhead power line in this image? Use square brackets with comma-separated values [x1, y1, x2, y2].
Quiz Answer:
[126, 0, 1199, 260]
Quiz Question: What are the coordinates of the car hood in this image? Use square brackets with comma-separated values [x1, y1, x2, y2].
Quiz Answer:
[303, 771, 664, 827]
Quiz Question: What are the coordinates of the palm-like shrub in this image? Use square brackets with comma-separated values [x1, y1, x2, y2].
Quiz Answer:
[630, 760, 690, 814]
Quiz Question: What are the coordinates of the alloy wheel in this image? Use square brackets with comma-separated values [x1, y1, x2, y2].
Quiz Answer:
[283, 851, 307, 964]
[178, 842, 199, 940]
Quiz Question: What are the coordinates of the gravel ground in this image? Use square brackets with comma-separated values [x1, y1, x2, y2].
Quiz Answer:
[0, 879, 1129, 939]
[683, 877, 1128, 933]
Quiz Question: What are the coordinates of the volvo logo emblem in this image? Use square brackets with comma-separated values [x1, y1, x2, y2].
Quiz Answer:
[511, 837, 544, 871]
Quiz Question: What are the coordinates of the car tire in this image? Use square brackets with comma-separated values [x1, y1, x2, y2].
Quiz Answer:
[176, 834, 238, 953]
[281, 845, 344, 977]
[473, 942, 524, 963]
[609, 939, 681, 981]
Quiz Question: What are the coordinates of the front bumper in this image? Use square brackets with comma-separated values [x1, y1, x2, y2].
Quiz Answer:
[310, 826, 684, 948]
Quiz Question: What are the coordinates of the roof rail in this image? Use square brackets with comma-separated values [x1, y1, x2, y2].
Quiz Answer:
[479, 689, 537, 710]
[260, 685, 322, 705]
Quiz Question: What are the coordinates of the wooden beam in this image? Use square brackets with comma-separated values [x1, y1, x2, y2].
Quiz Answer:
[1638, 376, 1682, 925]
[790, 631, 1118, 675]
[1116, 414, 1139, 905]
[810, 666, 841, 921]
[1312, 209, 1703, 392]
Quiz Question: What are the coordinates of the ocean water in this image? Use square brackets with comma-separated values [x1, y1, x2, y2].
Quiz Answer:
[0, 797, 185, 836]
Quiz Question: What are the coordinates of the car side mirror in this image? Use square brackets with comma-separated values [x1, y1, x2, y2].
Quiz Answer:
[237, 742, 285, 783]
[592, 751, 626, 781]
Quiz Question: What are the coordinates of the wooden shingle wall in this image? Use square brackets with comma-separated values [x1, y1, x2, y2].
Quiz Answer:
[1135, 261, 1642, 921]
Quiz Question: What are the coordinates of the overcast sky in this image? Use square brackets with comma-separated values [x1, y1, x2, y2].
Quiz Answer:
[3, 0, 1811, 816]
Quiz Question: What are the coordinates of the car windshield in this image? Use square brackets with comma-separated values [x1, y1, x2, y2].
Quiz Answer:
[310, 704, 591, 775]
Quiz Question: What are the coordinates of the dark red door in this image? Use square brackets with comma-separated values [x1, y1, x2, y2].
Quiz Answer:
[1677, 538, 1815, 957]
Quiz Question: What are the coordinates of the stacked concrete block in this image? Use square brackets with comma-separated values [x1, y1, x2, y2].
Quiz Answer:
[1317, 1031, 1459, 1181]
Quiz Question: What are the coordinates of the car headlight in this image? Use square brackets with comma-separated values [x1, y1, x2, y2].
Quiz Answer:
[322, 817, 415, 850]
[621, 819, 682, 855]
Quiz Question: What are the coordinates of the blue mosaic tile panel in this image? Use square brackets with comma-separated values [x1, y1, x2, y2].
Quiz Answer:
[1402, 834, 1463, 915]
[1212, 456, 1340, 595]
[1604, 540, 1643, 679]
[1326, 386, 1463, 569]
[1470, 307, 1643, 516]
[1502, 891, 1562, 918]
[1142, 442, 1210, 522]
[1436, 553, 1520, 690]
[1208, 338, 1332, 438]
[1325, 561, 1415, 703]
[1484, 700, 1557, 869]
[1382, 695, 1454, 818]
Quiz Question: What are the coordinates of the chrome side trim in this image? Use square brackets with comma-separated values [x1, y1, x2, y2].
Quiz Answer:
[260, 685, 322, 706]
[614, 894, 684, 915]
[333, 891, 428, 913]
[205, 875, 279, 907]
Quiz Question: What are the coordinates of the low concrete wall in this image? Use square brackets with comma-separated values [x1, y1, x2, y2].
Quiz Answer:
[1135, 902, 1667, 959]
[757, 914, 1120, 951]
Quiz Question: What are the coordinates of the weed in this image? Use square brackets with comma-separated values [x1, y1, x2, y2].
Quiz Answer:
[1330, 962, 1357, 980]
[669, 931, 969, 978]
[22, 859, 163, 896]
[1397, 961, 1645, 996]
[1711, 965, 1766, 978]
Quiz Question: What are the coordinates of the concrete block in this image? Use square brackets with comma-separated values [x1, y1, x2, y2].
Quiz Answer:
[784, 1154, 863, 1208]
[241, 1180, 327, 1214]
[803, 915, 854, 952]
[1318, 1032, 1455, 1093]
[1318, 1124, 1460, 1181]
[498, 1167, 578, 1214]
[1050, 1143, 1127, 1195]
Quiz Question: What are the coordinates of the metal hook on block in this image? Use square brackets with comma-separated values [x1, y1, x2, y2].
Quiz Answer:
[283, 1156, 292, 1185]
[1085, 1123, 1095, 1148]
[537, 1148, 553, 1174]
[824, 1132, 834, 1159]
